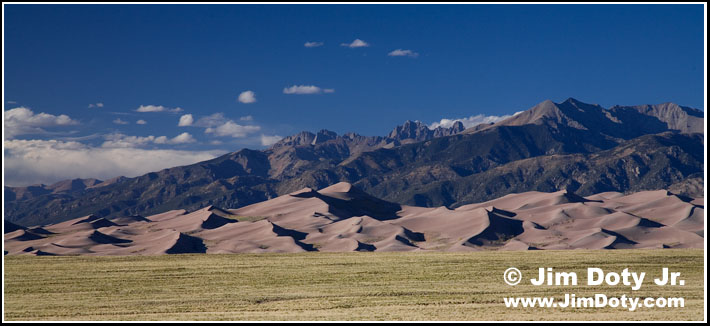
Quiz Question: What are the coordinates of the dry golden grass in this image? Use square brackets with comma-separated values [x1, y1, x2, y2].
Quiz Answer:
[3, 249, 704, 321]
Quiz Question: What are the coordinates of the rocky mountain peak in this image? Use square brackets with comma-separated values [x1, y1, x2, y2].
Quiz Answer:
[271, 131, 316, 148]
[433, 121, 465, 137]
[311, 129, 338, 145]
[388, 120, 429, 140]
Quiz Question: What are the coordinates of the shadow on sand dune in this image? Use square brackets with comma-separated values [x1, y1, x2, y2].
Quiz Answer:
[289, 185, 402, 221]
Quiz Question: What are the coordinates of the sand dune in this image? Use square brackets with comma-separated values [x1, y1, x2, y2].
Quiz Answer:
[4, 182, 704, 255]
[149, 206, 238, 233]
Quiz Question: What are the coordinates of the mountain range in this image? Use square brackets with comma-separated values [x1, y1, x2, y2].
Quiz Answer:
[4, 98, 704, 227]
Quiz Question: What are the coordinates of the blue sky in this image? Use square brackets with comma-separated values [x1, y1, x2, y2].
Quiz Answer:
[3, 4, 705, 186]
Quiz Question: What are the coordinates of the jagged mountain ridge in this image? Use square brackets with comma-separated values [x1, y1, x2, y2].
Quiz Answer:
[472, 98, 704, 136]
[4, 98, 704, 227]
[5, 178, 105, 201]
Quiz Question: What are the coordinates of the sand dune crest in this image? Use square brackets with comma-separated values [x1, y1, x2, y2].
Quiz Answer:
[5, 183, 703, 255]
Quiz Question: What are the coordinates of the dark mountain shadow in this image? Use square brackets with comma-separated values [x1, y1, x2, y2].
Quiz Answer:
[4, 220, 25, 233]
[270, 223, 316, 251]
[563, 191, 602, 203]
[88, 230, 133, 244]
[200, 214, 238, 230]
[291, 186, 402, 221]
[466, 209, 525, 246]
[166, 233, 207, 254]
[600, 229, 638, 248]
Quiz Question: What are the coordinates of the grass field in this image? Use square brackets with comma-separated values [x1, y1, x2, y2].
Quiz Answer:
[3, 249, 705, 321]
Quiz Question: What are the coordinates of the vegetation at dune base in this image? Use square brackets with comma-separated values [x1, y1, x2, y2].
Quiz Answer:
[3, 249, 704, 321]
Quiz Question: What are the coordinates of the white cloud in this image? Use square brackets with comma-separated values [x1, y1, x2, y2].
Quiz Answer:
[136, 105, 183, 113]
[189, 113, 262, 138]
[113, 118, 129, 125]
[341, 39, 370, 48]
[101, 134, 156, 148]
[304, 41, 324, 48]
[205, 121, 261, 138]
[193, 113, 227, 128]
[283, 85, 334, 95]
[101, 132, 197, 148]
[136, 119, 147, 125]
[429, 114, 515, 129]
[88, 102, 104, 108]
[4, 107, 79, 139]
[168, 132, 196, 144]
[240, 115, 254, 121]
[178, 114, 194, 126]
[152, 133, 195, 145]
[388, 49, 419, 58]
[238, 90, 257, 104]
[4, 139, 223, 186]
[260, 134, 283, 147]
